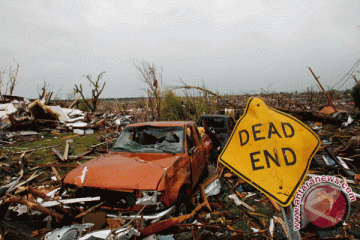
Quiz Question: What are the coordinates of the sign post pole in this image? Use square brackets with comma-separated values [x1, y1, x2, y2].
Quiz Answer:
[281, 204, 302, 240]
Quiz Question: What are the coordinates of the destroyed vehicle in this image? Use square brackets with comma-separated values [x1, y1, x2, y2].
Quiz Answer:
[197, 114, 235, 135]
[197, 114, 235, 157]
[62, 121, 213, 222]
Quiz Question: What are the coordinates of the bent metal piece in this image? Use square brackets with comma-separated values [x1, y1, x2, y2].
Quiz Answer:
[44, 223, 94, 240]
[107, 205, 176, 222]
[140, 198, 211, 236]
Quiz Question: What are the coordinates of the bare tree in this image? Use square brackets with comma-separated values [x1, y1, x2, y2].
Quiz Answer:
[38, 81, 53, 104]
[0, 67, 6, 100]
[74, 71, 106, 112]
[134, 61, 162, 120]
[0, 60, 20, 100]
[8, 60, 19, 96]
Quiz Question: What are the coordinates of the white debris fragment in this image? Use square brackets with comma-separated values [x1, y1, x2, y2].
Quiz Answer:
[78, 227, 140, 240]
[66, 121, 88, 127]
[143, 234, 157, 240]
[192, 220, 202, 225]
[81, 167, 88, 184]
[337, 156, 350, 170]
[45, 223, 94, 240]
[73, 128, 94, 135]
[204, 178, 221, 197]
[195, 178, 222, 201]
[13, 204, 28, 216]
[245, 193, 256, 198]
[41, 196, 101, 207]
[0, 103, 17, 119]
[47, 106, 70, 123]
[269, 218, 274, 237]
[114, 116, 132, 126]
[228, 194, 255, 211]
[67, 109, 86, 117]
[79, 229, 112, 240]
[47, 188, 60, 198]
[342, 116, 354, 127]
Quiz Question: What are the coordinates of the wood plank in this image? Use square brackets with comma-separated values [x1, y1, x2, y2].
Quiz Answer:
[63, 140, 69, 160]
[51, 147, 64, 161]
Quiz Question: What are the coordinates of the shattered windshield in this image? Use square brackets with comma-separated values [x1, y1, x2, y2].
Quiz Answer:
[112, 126, 185, 153]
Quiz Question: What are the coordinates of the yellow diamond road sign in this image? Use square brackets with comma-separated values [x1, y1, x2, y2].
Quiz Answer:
[219, 97, 320, 207]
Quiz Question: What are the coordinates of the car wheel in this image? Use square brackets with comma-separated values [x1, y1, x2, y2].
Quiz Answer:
[174, 192, 189, 216]
[176, 201, 188, 217]
[173, 191, 194, 229]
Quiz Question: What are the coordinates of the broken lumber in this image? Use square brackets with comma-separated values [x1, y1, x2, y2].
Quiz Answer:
[51, 166, 62, 181]
[69, 95, 81, 109]
[63, 140, 69, 160]
[265, 195, 281, 212]
[51, 147, 65, 161]
[69, 149, 93, 161]
[5, 196, 64, 222]
[75, 201, 106, 219]
[229, 193, 255, 212]
[140, 200, 211, 236]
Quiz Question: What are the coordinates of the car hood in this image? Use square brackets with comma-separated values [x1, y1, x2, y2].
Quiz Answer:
[63, 152, 181, 190]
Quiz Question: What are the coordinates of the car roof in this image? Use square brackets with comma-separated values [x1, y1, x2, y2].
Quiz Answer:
[200, 114, 232, 118]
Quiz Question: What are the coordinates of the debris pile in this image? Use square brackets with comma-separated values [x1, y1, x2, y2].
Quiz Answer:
[0, 135, 359, 239]
[0, 96, 138, 144]
[0, 93, 359, 239]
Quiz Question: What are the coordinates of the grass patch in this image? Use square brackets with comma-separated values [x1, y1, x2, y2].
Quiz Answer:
[258, 204, 271, 216]
[0, 132, 103, 180]
[231, 218, 251, 233]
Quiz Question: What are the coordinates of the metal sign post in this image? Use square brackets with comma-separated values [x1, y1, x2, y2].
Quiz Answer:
[281, 204, 302, 240]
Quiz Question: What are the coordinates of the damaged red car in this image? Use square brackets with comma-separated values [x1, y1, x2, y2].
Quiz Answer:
[62, 121, 213, 223]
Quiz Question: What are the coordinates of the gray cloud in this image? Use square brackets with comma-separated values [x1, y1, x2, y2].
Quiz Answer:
[1, 0, 359, 99]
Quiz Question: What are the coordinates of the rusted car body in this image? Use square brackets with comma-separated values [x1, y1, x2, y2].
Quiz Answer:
[62, 121, 213, 221]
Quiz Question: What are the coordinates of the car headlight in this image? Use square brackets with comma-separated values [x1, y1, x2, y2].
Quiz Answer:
[136, 191, 161, 205]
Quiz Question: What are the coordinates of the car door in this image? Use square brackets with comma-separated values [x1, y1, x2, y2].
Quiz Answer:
[186, 124, 206, 187]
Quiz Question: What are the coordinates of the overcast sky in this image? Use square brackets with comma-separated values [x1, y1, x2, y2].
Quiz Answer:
[1, 0, 359, 99]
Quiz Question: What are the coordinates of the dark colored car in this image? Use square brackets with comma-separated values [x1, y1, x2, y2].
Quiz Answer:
[197, 114, 235, 135]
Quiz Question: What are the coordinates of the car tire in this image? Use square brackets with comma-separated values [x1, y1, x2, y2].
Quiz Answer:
[174, 191, 190, 216]
[176, 202, 188, 217]
[173, 191, 193, 231]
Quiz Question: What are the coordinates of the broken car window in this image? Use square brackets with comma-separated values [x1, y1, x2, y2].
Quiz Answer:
[112, 126, 185, 153]
[186, 127, 196, 150]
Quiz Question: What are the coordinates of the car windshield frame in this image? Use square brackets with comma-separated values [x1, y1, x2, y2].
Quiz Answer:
[112, 125, 185, 153]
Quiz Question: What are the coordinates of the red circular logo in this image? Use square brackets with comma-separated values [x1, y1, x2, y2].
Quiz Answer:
[303, 185, 347, 228]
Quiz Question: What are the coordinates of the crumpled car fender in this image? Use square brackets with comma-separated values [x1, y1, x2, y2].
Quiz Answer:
[157, 156, 191, 207]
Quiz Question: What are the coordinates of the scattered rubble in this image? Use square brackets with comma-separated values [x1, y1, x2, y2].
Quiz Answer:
[0, 93, 359, 239]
